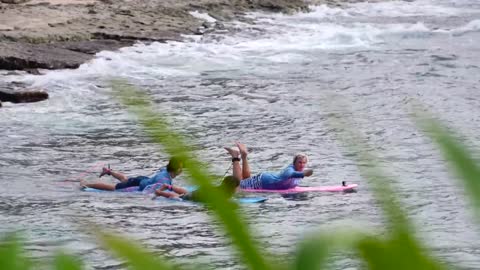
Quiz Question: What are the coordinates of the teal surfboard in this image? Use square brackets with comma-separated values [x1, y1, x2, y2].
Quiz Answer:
[81, 187, 267, 203]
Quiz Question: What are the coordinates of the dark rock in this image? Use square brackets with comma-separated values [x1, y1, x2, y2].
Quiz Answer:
[1, 0, 31, 4]
[25, 68, 41, 75]
[202, 21, 213, 28]
[0, 41, 92, 70]
[92, 30, 181, 42]
[257, 0, 309, 13]
[56, 39, 134, 55]
[215, 22, 226, 30]
[0, 89, 49, 103]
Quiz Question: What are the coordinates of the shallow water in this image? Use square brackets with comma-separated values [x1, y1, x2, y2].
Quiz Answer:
[1, 0, 480, 268]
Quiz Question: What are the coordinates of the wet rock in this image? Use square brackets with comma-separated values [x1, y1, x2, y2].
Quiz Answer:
[0, 42, 92, 70]
[92, 30, 182, 43]
[256, 0, 309, 13]
[215, 22, 226, 30]
[55, 39, 134, 55]
[0, 89, 49, 104]
[1, 0, 31, 4]
[0, 0, 312, 72]
[25, 68, 41, 75]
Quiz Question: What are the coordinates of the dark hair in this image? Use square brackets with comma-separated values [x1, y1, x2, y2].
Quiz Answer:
[166, 156, 183, 173]
[218, 175, 240, 197]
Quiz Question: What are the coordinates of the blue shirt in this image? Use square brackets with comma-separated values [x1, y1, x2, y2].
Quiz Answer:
[259, 164, 305, 190]
[138, 167, 172, 191]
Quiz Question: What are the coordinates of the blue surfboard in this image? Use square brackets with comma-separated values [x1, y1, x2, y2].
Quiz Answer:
[81, 187, 267, 204]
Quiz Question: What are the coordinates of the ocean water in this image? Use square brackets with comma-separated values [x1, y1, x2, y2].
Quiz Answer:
[1, 0, 480, 268]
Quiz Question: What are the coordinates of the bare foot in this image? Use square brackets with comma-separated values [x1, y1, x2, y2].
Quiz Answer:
[80, 180, 89, 189]
[236, 142, 248, 158]
[224, 147, 240, 158]
[99, 165, 111, 178]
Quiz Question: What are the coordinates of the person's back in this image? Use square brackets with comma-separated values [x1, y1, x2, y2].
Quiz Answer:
[239, 152, 312, 190]
[139, 167, 170, 191]
[138, 156, 183, 191]
[260, 164, 304, 190]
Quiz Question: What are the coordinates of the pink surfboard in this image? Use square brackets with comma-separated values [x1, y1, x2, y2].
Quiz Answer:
[241, 184, 358, 194]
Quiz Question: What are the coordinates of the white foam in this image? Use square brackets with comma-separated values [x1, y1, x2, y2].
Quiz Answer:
[450, 19, 480, 35]
[345, 0, 475, 17]
[189, 10, 217, 23]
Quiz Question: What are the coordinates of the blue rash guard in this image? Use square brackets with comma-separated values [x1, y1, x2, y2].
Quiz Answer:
[138, 167, 173, 191]
[115, 167, 173, 191]
[239, 164, 305, 190]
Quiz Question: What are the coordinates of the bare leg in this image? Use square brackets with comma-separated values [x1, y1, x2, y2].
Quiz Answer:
[99, 167, 128, 182]
[80, 180, 116, 191]
[236, 142, 251, 179]
[171, 185, 188, 195]
[110, 171, 128, 182]
[224, 147, 242, 181]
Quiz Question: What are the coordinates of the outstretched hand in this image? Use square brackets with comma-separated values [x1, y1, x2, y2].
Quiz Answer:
[304, 169, 313, 177]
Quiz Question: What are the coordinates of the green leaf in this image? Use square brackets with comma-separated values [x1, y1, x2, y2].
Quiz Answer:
[53, 252, 83, 270]
[417, 116, 480, 220]
[322, 100, 447, 269]
[96, 230, 175, 270]
[357, 232, 446, 270]
[110, 80, 273, 270]
[324, 106, 412, 233]
[0, 234, 31, 270]
[291, 230, 364, 270]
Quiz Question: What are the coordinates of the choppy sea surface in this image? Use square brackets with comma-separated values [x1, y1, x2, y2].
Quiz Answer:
[1, 0, 480, 268]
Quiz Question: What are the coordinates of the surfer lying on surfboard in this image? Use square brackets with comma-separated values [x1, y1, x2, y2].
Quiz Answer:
[154, 142, 313, 200]
[229, 142, 313, 190]
[152, 146, 243, 202]
[80, 157, 184, 192]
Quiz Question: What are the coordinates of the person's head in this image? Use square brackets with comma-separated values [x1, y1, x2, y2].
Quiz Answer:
[166, 156, 183, 177]
[218, 175, 240, 198]
[293, 153, 308, 171]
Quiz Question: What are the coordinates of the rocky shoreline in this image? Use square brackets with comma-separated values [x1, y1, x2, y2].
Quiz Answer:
[0, 0, 356, 106]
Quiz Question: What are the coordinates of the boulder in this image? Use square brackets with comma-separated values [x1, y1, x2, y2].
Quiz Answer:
[0, 42, 92, 70]
[0, 90, 48, 103]
[0, 0, 31, 4]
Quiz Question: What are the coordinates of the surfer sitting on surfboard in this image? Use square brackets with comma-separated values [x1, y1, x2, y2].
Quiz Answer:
[152, 146, 242, 202]
[80, 157, 183, 192]
[228, 142, 313, 190]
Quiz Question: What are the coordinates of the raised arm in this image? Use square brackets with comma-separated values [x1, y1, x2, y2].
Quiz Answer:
[154, 184, 186, 199]
[279, 165, 313, 180]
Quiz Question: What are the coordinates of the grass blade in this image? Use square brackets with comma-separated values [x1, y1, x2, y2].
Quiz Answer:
[111, 80, 273, 270]
[417, 115, 480, 220]
[53, 252, 83, 270]
[291, 230, 364, 270]
[0, 234, 31, 270]
[322, 98, 448, 269]
[324, 103, 411, 233]
[96, 229, 175, 270]
[357, 232, 446, 270]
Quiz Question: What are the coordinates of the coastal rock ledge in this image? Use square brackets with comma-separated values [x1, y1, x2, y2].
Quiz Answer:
[0, 0, 315, 106]
[0, 0, 309, 71]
